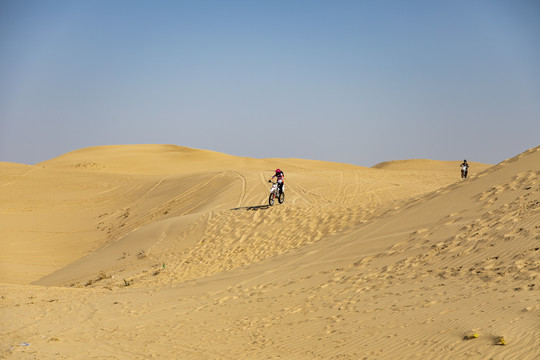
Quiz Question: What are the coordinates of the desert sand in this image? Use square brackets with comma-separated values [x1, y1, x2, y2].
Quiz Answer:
[1, 144, 538, 359]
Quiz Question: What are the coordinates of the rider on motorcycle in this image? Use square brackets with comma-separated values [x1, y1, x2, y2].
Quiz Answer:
[460, 160, 469, 178]
[269, 168, 285, 194]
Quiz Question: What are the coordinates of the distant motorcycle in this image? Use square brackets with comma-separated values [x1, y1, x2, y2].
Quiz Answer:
[268, 181, 285, 206]
[461, 165, 469, 179]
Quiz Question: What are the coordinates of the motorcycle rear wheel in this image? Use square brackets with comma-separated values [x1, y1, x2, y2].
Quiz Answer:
[278, 191, 285, 204]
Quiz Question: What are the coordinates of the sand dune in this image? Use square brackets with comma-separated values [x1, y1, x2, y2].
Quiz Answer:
[1, 144, 538, 359]
[1, 145, 470, 286]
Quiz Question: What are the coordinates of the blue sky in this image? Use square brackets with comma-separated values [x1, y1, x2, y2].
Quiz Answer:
[1, 0, 539, 166]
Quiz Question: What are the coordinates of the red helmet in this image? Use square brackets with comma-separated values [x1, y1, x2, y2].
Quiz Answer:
[275, 168, 281, 173]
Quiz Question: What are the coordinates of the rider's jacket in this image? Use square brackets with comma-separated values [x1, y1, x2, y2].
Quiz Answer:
[274, 171, 284, 183]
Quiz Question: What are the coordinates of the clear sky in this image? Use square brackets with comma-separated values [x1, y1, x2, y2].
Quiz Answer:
[1, 0, 539, 167]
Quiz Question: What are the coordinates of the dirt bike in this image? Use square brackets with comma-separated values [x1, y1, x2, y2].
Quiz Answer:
[268, 181, 285, 206]
[461, 165, 468, 179]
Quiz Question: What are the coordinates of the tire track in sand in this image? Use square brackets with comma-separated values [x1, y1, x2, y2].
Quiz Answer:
[232, 171, 247, 208]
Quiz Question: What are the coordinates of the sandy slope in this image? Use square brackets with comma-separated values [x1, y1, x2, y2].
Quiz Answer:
[1, 145, 482, 286]
[1, 145, 538, 359]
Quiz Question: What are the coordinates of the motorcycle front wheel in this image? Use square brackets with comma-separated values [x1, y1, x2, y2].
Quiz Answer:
[268, 192, 275, 206]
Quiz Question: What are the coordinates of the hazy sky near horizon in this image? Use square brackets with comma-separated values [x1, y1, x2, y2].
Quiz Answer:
[1, 0, 539, 167]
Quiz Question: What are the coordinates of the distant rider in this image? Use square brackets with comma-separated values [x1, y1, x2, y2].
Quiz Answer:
[460, 160, 469, 178]
[269, 168, 285, 194]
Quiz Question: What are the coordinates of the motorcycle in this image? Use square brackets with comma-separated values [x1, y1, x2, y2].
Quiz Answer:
[461, 165, 468, 179]
[268, 181, 285, 206]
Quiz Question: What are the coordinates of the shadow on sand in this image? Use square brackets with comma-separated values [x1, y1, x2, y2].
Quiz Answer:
[231, 205, 271, 211]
